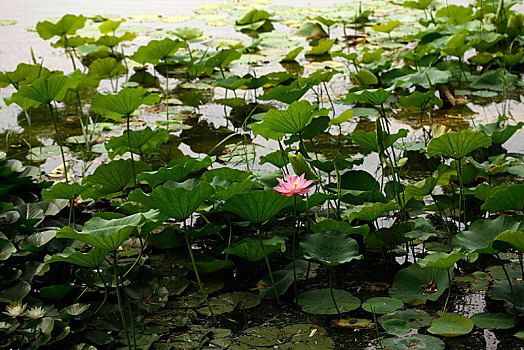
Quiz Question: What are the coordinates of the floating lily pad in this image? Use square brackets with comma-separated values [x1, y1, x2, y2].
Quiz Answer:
[237, 324, 334, 349]
[296, 289, 360, 314]
[488, 280, 524, 316]
[380, 334, 445, 350]
[379, 308, 433, 328]
[382, 318, 411, 335]
[331, 318, 373, 329]
[362, 297, 404, 314]
[428, 314, 474, 337]
[26, 146, 70, 161]
[471, 313, 514, 329]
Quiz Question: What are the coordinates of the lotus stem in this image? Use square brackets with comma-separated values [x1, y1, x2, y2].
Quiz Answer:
[292, 196, 298, 301]
[48, 103, 69, 183]
[329, 266, 340, 314]
[497, 256, 518, 327]
[122, 280, 137, 349]
[94, 268, 108, 315]
[113, 253, 132, 350]
[126, 115, 137, 186]
[259, 233, 280, 304]
[164, 59, 169, 121]
[442, 268, 451, 315]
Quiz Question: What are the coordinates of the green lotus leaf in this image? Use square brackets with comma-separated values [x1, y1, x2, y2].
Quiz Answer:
[471, 313, 514, 329]
[171, 27, 203, 41]
[205, 49, 242, 69]
[88, 57, 126, 79]
[44, 247, 109, 268]
[290, 22, 327, 39]
[482, 184, 524, 213]
[351, 68, 378, 86]
[381, 334, 444, 350]
[435, 5, 474, 25]
[428, 314, 474, 337]
[493, 230, 524, 252]
[222, 190, 293, 224]
[362, 297, 404, 314]
[12, 75, 73, 108]
[0, 238, 16, 261]
[132, 37, 187, 64]
[280, 46, 303, 62]
[398, 91, 443, 111]
[129, 181, 214, 220]
[514, 330, 524, 340]
[488, 280, 524, 316]
[105, 127, 169, 159]
[305, 38, 334, 56]
[390, 264, 454, 305]
[83, 159, 151, 201]
[258, 260, 318, 299]
[417, 251, 466, 270]
[310, 219, 369, 236]
[180, 253, 233, 274]
[0, 281, 31, 303]
[212, 180, 259, 202]
[99, 18, 126, 34]
[427, 129, 492, 159]
[0, 63, 53, 89]
[403, 0, 433, 10]
[57, 211, 158, 251]
[470, 68, 519, 91]
[404, 218, 439, 241]
[379, 309, 433, 328]
[223, 236, 285, 261]
[36, 14, 86, 40]
[258, 79, 315, 104]
[343, 87, 393, 105]
[296, 289, 360, 314]
[42, 182, 88, 201]
[91, 87, 161, 121]
[39, 284, 76, 301]
[349, 129, 409, 153]
[342, 201, 399, 223]
[372, 20, 402, 33]
[138, 156, 212, 188]
[453, 215, 522, 254]
[18, 230, 56, 252]
[476, 118, 524, 145]
[329, 110, 354, 126]
[299, 231, 362, 266]
[381, 318, 411, 335]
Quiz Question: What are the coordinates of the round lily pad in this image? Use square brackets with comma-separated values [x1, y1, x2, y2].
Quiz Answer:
[471, 313, 514, 329]
[331, 318, 373, 329]
[428, 314, 474, 337]
[382, 318, 411, 335]
[26, 146, 70, 161]
[362, 297, 404, 314]
[379, 309, 433, 328]
[380, 334, 445, 350]
[296, 289, 360, 315]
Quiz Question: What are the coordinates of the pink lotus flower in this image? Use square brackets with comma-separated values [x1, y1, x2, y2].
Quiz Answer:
[273, 173, 314, 197]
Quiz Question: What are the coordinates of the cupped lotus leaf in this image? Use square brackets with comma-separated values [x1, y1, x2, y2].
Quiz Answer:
[471, 313, 514, 329]
[258, 79, 315, 104]
[42, 182, 88, 201]
[343, 87, 393, 105]
[305, 38, 334, 56]
[132, 37, 187, 64]
[212, 180, 258, 202]
[258, 260, 318, 299]
[435, 5, 474, 25]
[18, 230, 56, 252]
[280, 46, 303, 62]
[329, 110, 354, 126]
[0, 63, 52, 89]
[379, 309, 433, 328]
[482, 184, 524, 213]
[83, 159, 151, 200]
[404, 218, 439, 241]
[296, 289, 360, 315]
[44, 247, 109, 268]
[476, 118, 524, 145]
[99, 18, 126, 34]
[373, 21, 402, 33]
[453, 215, 521, 254]
[352, 69, 378, 86]
[427, 129, 492, 159]
[349, 129, 409, 154]
[90, 87, 161, 121]
[88, 57, 126, 79]
[361, 297, 404, 314]
[291, 22, 327, 39]
[417, 251, 466, 270]
[488, 280, 524, 316]
[138, 156, 212, 188]
[13, 75, 73, 107]
[105, 127, 169, 159]
[223, 236, 285, 261]
[0, 281, 31, 303]
[222, 190, 293, 224]
[493, 230, 524, 252]
[310, 219, 369, 236]
[299, 231, 362, 266]
[205, 49, 242, 69]
[129, 181, 214, 220]
[380, 334, 445, 350]
[428, 314, 474, 337]
[470, 68, 519, 92]
[381, 319, 411, 335]
[0, 238, 16, 261]
[403, 0, 432, 9]
[342, 201, 400, 223]
[397, 91, 443, 111]
[36, 14, 86, 40]
[390, 264, 454, 304]
[57, 211, 158, 251]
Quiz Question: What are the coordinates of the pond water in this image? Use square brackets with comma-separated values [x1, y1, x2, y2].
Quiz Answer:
[0, 0, 523, 349]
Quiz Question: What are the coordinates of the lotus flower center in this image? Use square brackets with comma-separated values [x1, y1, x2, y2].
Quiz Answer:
[293, 183, 298, 190]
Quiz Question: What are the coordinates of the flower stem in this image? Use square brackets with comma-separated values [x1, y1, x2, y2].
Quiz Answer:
[113, 253, 131, 350]
[260, 233, 280, 303]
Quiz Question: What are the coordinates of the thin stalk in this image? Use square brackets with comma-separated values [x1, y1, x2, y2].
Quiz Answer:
[113, 253, 131, 350]
[123, 236, 145, 278]
[497, 256, 518, 327]
[329, 267, 340, 314]
[126, 115, 137, 186]
[259, 233, 280, 303]
[164, 59, 169, 121]
[94, 267, 109, 314]
[442, 268, 451, 315]
[122, 280, 137, 349]
[292, 196, 298, 301]
[48, 103, 69, 182]
[184, 223, 217, 323]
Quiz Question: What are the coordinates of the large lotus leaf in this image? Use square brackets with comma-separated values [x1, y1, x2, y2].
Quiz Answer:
[390, 264, 453, 305]
[96, 32, 136, 48]
[132, 37, 187, 64]
[305, 38, 334, 56]
[83, 159, 151, 200]
[342, 201, 399, 223]
[223, 236, 285, 261]
[0, 63, 51, 89]
[252, 100, 319, 140]
[258, 260, 318, 299]
[222, 190, 293, 224]
[88, 57, 126, 79]
[171, 27, 203, 41]
[42, 182, 89, 201]
[310, 219, 369, 236]
[18, 230, 57, 252]
[493, 230, 524, 252]
[470, 68, 519, 91]
[417, 251, 466, 270]
[344, 87, 393, 106]
[488, 280, 524, 316]
[471, 313, 514, 329]
[36, 14, 86, 40]
[349, 129, 409, 154]
[482, 184, 524, 212]
[57, 211, 158, 251]
[129, 181, 214, 220]
[138, 156, 212, 188]
[0, 281, 31, 303]
[180, 253, 233, 274]
[205, 49, 242, 69]
[299, 231, 362, 266]
[105, 127, 169, 159]
[213, 180, 258, 202]
[404, 218, 439, 241]
[258, 79, 315, 104]
[44, 247, 109, 268]
[476, 119, 524, 145]
[427, 129, 492, 159]
[99, 18, 126, 34]
[0, 238, 16, 261]
[296, 289, 360, 314]
[373, 20, 402, 33]
[453, 215, 521, 254]
[91, 87, 161, 121]
[381, 334, 445, 350]
[398, 91, 443, 111]
[381, 319, 411, 335]
[428, 314, 474, 337]
[13, 75, 73, 106]
[362, 297, 404, 314]
[404, 176, 438, 199]
[379, 309, 433, 328]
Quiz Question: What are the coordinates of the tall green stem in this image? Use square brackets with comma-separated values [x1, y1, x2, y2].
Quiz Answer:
[164, 59, 169, 121]
[113, 253, 131, 350]
[94, 268, 108, 315]
[442, 268, 451, 315]
[329, 267, 340, 314]
[126, 115, 137, 186]
[292, 196, 298, 301]
[48, 103, 69, 182]
[497, 256, 518, 327]
[259, 233, 280, 303]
